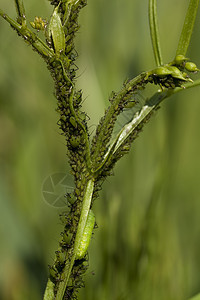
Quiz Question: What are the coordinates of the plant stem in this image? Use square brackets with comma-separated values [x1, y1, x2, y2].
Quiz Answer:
[176, 0, 200, 56]
[0, 9, 54, 58]
[91, 72, 147, 173]
[14, 0, 26, 26]
[100, 77, 200, 169]
[148, 0, 163, 66]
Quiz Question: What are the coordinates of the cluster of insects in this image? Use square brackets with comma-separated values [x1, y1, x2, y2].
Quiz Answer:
[27, 3, 199, 300]
[146, 54, 199, 89]
[48, 209, 95, 285]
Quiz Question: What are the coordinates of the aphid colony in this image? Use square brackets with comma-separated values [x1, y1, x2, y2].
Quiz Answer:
[30, 5, 199, 92]
[146, 54, 199, 88]
[29, 5, 199, 294]
[48, 210, 95, 283]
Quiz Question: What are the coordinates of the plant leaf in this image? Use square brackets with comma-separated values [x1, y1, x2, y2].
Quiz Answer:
[176, 0, 200, 56]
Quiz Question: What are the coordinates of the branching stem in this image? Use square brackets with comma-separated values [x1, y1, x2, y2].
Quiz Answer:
[0, 9, 54, 58]
[1, 1, 200, 299]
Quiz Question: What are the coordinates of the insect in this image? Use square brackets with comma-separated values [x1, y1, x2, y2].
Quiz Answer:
[145, 62, 193, 89]
[48, 5, 65, 55]
[69, 135, 81, 148]
[76, 210, 95, 260]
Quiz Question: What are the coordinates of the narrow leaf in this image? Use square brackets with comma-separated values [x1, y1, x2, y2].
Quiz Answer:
[176, 0, 200, 56]
[49, 6, 65, 54]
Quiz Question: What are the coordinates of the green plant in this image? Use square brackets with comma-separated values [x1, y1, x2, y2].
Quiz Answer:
[0, 0, 200, 299]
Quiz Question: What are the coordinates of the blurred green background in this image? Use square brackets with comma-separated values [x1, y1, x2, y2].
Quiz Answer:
[0, 0, 200, 299]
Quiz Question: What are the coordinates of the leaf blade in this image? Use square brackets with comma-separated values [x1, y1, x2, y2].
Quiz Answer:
[176, 0, 200, 56]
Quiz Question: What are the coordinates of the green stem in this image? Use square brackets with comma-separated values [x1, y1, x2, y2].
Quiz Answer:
[54, 178, 95, 300]
[112, 90, 170, 153]
[58, 59, 92, 169]
[91, 72, 147, 172]
[112, 77, 200, 152]
[176, 0, 200, 56]
[14, 0, 26, 26]
[148, 0, 163, 66]
[101, 77, 200, 170]
[0, 9, 54, 58]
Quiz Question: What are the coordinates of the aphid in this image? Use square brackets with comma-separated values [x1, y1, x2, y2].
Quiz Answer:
[69, 135, 80, 148]
[62, 231, 71, 244]
[77, 111, 86, 122]
[48, 5, 65, 55]
[69, 116, 77, 128]
[124, 100, 136, 109]
[55, 249, 66, 265]
[66, 192, 76, 205]
[76, 210, 95, 260]
[49, 265, 58, 279]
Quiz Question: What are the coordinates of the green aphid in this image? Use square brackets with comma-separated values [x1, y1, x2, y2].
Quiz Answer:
[77, 111, 86, 122]
[185, 61, 199, 73]
[66, 193, 76, 205]
[69, 135, 80, 148]
[76, 210, 95, 260]
[56, 249, 66, 264]
[62, 231, 71, 244]
[124, 100, 136, 109]
[48, 5, 65, 54]
[69, 116, 77, 128]
[49, 265, 58, 279]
